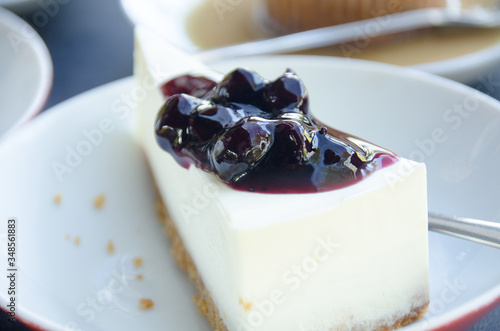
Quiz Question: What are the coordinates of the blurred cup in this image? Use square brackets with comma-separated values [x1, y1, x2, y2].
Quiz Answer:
[0, 6, 53, 139]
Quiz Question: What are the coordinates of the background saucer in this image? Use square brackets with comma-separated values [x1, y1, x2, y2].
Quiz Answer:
[0, 6, 52, 138]
[120, 0, 500, 83]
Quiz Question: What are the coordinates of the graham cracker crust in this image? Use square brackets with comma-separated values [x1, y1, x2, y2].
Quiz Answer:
[155, 198, 229, 331]
[376, 303, 428, 331]
[155, 195, 428, 331]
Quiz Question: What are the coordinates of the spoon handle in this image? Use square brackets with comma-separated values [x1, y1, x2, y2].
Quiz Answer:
[428, 212, 500, 249]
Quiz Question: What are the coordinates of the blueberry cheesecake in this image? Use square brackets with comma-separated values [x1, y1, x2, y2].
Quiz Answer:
[134, 27, 429, 331]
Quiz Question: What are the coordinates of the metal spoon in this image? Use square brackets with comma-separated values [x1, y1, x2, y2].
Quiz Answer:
[428, 212, 500, 248]
[196, 7, 500, 63]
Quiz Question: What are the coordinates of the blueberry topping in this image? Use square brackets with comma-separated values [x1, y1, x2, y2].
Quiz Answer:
[213, 68, 267, 104]
[161, 75, 216, 98]
[264, 69, 308, 114]
[156, 68, 398, 193]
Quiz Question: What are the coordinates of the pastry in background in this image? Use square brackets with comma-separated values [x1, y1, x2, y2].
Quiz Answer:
[258, 0, 447, 33]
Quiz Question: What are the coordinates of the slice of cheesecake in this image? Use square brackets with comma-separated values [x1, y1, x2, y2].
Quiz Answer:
[134, 27, 429, 331]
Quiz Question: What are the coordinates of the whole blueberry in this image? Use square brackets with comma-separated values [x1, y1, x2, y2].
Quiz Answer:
[214, 68, 267, 104]
[263, 69, 309, 114]
[211, 119, 272, 182]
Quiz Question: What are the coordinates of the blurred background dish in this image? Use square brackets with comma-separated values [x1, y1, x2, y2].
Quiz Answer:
[0, 6, 52, 138]
[0, 0, 39, 14]
[256, 0, 448, 33]
[120, 0, 500, 83]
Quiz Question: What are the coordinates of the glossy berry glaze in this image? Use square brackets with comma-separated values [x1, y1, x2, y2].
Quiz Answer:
[156, 68, 398, 193]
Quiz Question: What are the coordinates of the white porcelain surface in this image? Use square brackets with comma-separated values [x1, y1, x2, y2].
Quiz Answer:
[1, 56, 500, 330]
[120, 0, 500, 84]
[0, 6, 52, 138]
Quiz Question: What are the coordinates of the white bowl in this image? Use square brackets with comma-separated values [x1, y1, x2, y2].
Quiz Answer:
[0, 56, 499, 330]
[0, 6, 53, 139]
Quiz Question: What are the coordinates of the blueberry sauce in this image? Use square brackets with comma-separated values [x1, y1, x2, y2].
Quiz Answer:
[155, 68, 398, 194]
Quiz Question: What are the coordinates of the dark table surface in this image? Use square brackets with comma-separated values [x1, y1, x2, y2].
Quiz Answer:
[1, 0, 500, 330]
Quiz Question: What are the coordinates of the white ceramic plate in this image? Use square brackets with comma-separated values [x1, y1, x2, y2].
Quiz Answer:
[120, 0, 500, 84]
[1, 57, 500, 330]
[0, 6, 52, 139]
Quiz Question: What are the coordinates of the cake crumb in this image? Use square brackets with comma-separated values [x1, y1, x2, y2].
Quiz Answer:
[74, 236, 81, 246]
[65, 234, 70, 241]
[94, 194, 106, 209]
[54, 192, 63, 205]
[136, 274, 143, 280]
[106, 240, 114, 254]
[139, 298, 154, 310]
[133, 257, 143, 268]
[239, 298, 253, 312]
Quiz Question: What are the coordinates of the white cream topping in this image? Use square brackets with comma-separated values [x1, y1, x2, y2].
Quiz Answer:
[134, 27, 429, 331]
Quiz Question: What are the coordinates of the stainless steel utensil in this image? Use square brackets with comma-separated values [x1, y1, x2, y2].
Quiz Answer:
[428, 212, 500, 248]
